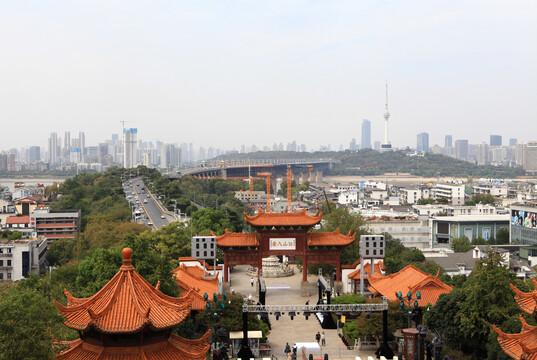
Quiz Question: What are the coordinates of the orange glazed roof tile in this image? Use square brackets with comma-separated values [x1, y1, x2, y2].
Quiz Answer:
[178, 257, 223, 270]
[348, 261, 385, 280]
[57, 333, 211, 360]
[244, 209, 322, 227]
[173, 264, 219, 310]
[367, 265, 453, 307]
[511, 278, 537, 315]
[55, 248, 195, 334]
[494, 315, 537, 360]
[307, 229, 355, 247]
[214, 229, 258, 247]
[6, 215, 29, 224]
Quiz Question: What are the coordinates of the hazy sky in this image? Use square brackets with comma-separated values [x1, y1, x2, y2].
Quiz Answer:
[1, 1, 536, 152]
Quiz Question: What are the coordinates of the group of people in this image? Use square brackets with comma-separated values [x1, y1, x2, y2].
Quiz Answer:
[284, 343, 297, 360]
[315, 331, 326, 346]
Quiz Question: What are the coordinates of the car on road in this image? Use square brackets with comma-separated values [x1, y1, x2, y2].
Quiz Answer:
[143, 199, 148, 204]
[146, 195, 150, 198]
[147, 221, 152, 226]
[161, 215, 165, 219]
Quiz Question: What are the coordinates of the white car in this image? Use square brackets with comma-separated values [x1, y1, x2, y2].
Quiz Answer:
[161, 215, 165, 219]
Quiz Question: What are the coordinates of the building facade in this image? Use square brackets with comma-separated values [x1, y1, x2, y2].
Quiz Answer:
[0, 238, 47, 282]
[122, 128, 138, 168]
[510, 202, 537, 245]
[416, 132, 429, 152]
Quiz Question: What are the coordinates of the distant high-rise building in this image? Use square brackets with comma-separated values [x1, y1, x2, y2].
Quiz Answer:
[490, 135, 502, 147]
[350, 138, 357, 151]
[445, 135, 452, 149]
[509, 138, 518, 147]
[48, 132, 59, 164]
[361, 119, 371, 149]
[79, 131, 86, 160]
[477, 143, 490, 165]
[455, 140, 469, 161]
[160, 144, 181, 168]
[417, 133, 429, 152]
[64, 132, 71, 150]
[122, 128, 138, 168]
[374, 141, 381, 151]
[28, 146, 41, 162]
[523, 141, 537, 172]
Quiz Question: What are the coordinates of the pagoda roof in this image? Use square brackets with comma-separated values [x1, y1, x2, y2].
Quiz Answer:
[348, 260, 385, 280]
[307, 229, 355, 247]
[214, 230, 258, 247]
[494, 315, 537, 360]
[57, 332, 211, 360]
[55, 248, 195, 334]
[173, 264, 219, 311]
[511, 278, 537, 315]
[367, 265, 453, 307]
[244, 209, 322, 227]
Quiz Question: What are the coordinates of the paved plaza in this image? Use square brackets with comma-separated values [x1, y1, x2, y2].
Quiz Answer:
[229, 264, 378, 360]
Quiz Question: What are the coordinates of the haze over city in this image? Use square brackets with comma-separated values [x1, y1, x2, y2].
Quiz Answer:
[1, 1, 536, 151]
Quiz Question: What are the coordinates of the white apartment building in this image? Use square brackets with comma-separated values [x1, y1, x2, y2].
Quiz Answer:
[432, 183, 465, 205]
[0, 238, 47, 281]
[365, 215, 430, 249]
[338, 190, 360, 205]
[473, 184, 508, 197]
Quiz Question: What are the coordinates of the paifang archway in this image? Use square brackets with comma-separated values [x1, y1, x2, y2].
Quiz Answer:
[213, 209, 355, 295]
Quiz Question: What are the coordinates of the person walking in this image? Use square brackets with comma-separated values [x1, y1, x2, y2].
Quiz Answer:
[250, 277, 254, 287]
[321, 331, 326, 346]
[284, 343, 291, 356]
[315, 332, 321, 344]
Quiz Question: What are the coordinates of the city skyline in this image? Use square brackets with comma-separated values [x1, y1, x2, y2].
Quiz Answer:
[0, 1, 536, 150]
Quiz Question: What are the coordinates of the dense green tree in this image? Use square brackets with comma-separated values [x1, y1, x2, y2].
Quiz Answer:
[0, 281, 66, 359]
[495, 228, 509, 244]
[317, 205, 367, 265]
[451, 236, 472, 253]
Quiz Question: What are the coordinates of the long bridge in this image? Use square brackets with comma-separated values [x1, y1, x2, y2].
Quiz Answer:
[168, 160, 333, 184]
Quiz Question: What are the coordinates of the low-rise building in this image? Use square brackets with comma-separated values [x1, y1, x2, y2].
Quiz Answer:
[431, 214, 510, 248]
[365, 215, 430, 249]
[0, 238, 47, 281]
[30, 208, 81, 241]
[431, 182, 465, 205]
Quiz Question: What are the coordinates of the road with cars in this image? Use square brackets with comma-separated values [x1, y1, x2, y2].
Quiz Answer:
[123, 178, 175, 230]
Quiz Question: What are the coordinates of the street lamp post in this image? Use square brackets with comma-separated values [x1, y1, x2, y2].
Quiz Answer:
[397, 290, 421, 328]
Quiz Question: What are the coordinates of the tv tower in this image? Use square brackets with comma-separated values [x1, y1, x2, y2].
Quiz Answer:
[380, 82, 392, 152]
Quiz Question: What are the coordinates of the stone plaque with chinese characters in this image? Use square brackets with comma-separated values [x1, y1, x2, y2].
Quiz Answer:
[269, 238, 296, 250]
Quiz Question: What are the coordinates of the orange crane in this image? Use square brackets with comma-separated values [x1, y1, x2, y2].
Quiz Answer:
[257, 172, 272, 213]
[287, 166, 292, 212]
[286, 164, 313, 213]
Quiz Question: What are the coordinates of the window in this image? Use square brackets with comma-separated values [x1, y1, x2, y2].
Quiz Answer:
[7, 273, 11, 280]
[7, 260, 11, 267]
[0, 273, 3, 280]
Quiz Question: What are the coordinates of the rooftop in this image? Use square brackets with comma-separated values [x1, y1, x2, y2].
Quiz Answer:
[244, 209, 322, 227]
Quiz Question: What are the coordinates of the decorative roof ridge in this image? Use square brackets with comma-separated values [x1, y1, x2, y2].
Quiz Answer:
[519, 314, 537, 332]
[55, 270, 122, 313]
[245, 208, 322, 220]
[131, 271, 195, 307]
[55, 338, 85, 359]
[409, 275, 453, 292]
[494, 324, 537, 339]
[126, 270, 152, 321]
[171, 328, 211, 344]
[176, 265, 220, 284]
[511, 283, 524, 296]
[90, 271, 127, 319]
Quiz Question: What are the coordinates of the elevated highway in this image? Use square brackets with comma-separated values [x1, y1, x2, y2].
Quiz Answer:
[168, 160, 333, 184]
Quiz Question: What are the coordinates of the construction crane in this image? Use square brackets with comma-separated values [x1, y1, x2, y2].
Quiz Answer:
[286, 164, 313, 213]
[287, 166, 292, 213]
[257, 172, 272, 213]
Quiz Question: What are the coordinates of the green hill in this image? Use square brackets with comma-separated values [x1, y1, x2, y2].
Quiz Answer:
[214, 149, 526, 178]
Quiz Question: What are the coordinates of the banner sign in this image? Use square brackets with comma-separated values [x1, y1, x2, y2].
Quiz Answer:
[269, 238, 296, 250]
[512, 209, 537, 229]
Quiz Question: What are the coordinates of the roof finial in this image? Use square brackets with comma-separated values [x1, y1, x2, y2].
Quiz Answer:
[122, 248, 133, 268]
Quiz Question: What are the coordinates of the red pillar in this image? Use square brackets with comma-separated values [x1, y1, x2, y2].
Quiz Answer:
[223, 253, 229, 282]
[336, 260, 341, 281]
[303, 251, 308, 282]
